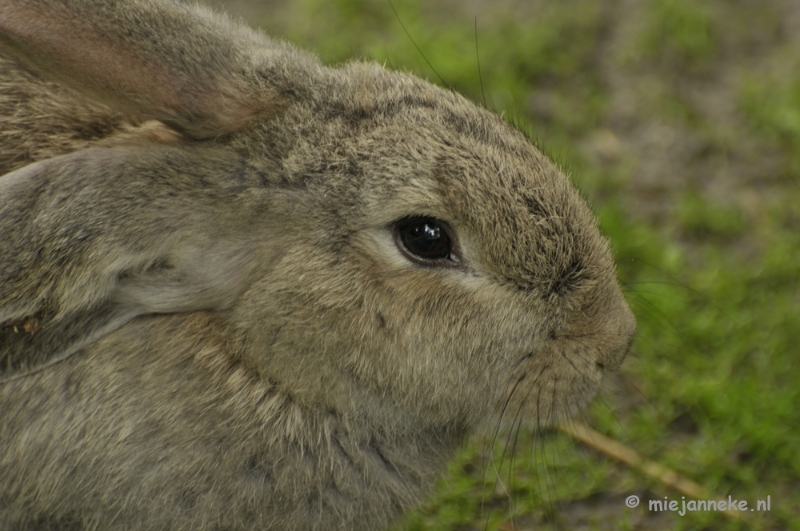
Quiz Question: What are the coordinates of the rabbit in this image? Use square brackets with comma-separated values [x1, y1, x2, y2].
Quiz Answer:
[0, 0, 636, 529]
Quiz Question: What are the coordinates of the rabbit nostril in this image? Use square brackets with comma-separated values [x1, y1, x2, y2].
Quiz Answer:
[549, 329, 558, 340]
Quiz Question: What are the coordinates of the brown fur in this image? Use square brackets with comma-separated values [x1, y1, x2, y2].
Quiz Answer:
[0, 1, 636, 529]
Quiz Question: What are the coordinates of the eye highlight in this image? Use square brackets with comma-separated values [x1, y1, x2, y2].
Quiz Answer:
[392, 216, 461, 267]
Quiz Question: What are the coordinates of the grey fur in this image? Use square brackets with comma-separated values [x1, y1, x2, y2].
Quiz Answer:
[0, 1, 636, 529]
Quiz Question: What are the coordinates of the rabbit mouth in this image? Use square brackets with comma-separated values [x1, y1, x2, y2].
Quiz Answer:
[495, 341, 608, 429]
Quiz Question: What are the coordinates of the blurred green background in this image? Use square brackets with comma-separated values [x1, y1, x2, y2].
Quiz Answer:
[208, 0, 799, 529]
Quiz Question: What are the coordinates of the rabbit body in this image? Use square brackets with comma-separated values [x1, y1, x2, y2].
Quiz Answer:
[0, 1, 636, 530]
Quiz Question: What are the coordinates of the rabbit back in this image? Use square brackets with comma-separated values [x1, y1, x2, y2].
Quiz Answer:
[0, 56, 139, 176]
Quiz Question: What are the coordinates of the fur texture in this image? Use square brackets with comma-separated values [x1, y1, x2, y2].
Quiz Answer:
[0, 1, 636, 529]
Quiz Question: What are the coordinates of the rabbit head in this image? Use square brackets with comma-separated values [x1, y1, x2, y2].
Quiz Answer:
[228, 78, 636, 429]
[0, 0, 635, 529]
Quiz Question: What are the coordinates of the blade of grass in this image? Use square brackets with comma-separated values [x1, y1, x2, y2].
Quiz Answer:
[558, 421, 744, 521]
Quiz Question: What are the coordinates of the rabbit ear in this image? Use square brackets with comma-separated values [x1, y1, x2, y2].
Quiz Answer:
[0, 0, 310, 139]
[0, 145, 272, 380]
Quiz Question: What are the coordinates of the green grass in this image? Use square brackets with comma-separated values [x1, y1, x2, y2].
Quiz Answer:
[636, 0, 716, 70]
[742, 72, 800, 175]
[249, 0, 800, 528]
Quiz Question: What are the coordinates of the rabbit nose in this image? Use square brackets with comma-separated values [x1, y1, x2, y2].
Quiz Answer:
[550, 290, 636, 372]
[593, 298, 636, 371]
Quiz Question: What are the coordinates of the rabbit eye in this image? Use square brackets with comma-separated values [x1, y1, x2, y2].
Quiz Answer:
[393, 216, 459, 266]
